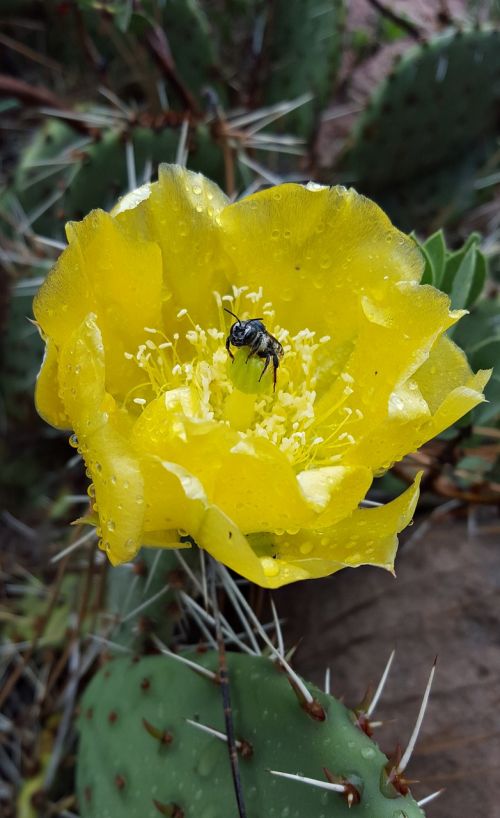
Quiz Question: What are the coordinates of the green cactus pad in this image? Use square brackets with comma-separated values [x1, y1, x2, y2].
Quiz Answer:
[343, 28, 500, 189]
[1, 121, 175, 237]
[105, 548, 185, 654]
[77, 652, 426, 818]
[263, 0, 345, 139]
[2, 118, 226, 239]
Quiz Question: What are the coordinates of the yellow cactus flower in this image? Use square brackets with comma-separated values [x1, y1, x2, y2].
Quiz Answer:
[33, 166, 490, 588]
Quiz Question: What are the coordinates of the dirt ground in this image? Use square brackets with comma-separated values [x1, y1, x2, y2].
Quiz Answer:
[277, 512, 500, 818]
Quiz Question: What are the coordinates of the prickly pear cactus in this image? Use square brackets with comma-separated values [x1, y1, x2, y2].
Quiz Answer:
[158, 0, 224, 107]
[203, 0, 344, 138]
[262, 0, 345, 138]
[2, 118, 225, 239]
[77, 652, 426, 817]
[106, 549, 188, 653]
[343, 28, 500, 189]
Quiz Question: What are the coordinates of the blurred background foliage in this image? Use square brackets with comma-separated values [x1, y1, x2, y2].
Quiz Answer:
[0, 1, 499, 814]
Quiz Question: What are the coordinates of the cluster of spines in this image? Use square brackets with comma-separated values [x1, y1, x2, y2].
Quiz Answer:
[77, 563, 440, 818]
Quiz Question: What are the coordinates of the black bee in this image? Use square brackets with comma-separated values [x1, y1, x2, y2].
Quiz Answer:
[224, 308, 284, 390]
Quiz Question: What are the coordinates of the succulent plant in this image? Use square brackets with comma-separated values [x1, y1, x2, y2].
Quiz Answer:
[336, 27, 500, 229]
[106, 548, 191, 654]
[260, 0, 345, 139]
[1, 118, 228, 240]
[77, 650, 430, 818]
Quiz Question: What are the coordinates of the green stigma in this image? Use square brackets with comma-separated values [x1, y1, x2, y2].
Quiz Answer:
[227, 348, 275, 395]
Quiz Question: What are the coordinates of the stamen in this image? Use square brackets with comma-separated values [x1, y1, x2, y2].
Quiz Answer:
[124, 290, 361, 470]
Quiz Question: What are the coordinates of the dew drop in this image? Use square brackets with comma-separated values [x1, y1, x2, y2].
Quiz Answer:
[107, 520, 116, 532]
[192, 185, 202, 195]
[299, 541, 313, 555]
[69, 433, 79, 448]
[261, 557, 280, 578]
[87, 484, 96, 498]
[361, 747, 376, 759]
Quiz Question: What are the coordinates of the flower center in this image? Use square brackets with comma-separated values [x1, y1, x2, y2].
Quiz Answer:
[124, 287, 363, 468]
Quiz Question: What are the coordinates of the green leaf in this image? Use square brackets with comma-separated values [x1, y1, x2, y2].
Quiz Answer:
[440, 234, 480, 295]
[419, 245, 435, 285]
[452, 298, 500, 351]
[467, 248, 488, 307]
[421, 229, 446, 286]
[468, 337, 500, 371]
[463, 231, 482, 252]
[473, 374, 500, 425]
[449, 246, 478, 310]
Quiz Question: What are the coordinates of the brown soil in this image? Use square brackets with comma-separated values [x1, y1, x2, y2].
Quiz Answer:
[277, 512, 500, 818]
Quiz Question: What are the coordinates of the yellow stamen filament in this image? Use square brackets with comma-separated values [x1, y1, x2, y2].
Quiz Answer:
[125, 290, 363, 468]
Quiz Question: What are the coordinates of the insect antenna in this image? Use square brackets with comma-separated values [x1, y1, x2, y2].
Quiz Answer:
[224, 307, 242, 323]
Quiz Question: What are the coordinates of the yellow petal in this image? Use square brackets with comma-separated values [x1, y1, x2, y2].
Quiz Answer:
[246, 474, 422, 588]
[414, 334, 491, 435]
[219, 184, 423, 339]
[197, 505, 270, 587]
[131, 389, 238, 497]
[211, 437, 316, 532]
[141, 457, 207, 533]
[113, 164, 231, 325]
[423, 369, 491, 439]
[347, 380, 431, 471]
[138, 457, 272, 586]
[58, 315, 143, 564]
[34, 209, 164, 400]
[297, 465, 372, 528]
[341, 283, 463, 443]
[34, 337, 70, 429]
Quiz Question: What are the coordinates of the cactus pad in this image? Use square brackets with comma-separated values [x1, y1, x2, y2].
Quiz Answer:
[343, 28, 500, 189]
[105, 549, 185, 654]
[77, 652, 426, 817]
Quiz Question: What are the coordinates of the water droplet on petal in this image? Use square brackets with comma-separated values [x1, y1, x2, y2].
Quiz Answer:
[261, 557, 280, 578]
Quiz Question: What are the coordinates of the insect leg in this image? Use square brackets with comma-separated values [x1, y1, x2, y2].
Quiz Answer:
[258, 354, 271, 382]
[272, 352, 280, 391]
[226, 337, 234, 361]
